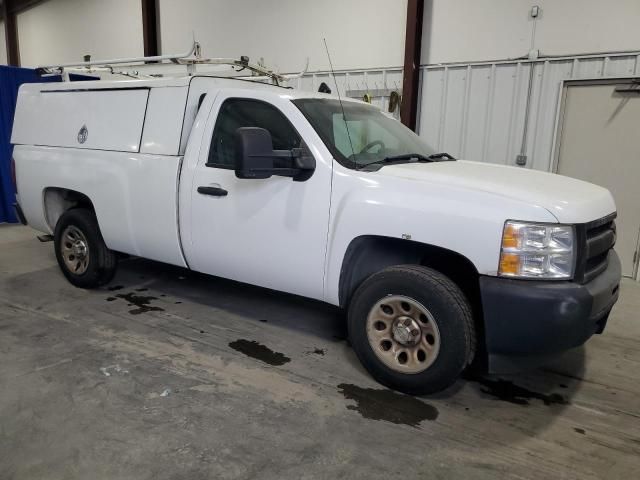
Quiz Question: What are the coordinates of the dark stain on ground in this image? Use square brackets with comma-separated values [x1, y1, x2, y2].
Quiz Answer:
[559, 383, 569, 389]
[107, 285, 124, 291]
[106, 297, 117, 302]
[574, 427, 586, 435]
[259, 319, 268, 323]
[337, 383, 438, 427]
[307, 348, 326, 356]
[464, 374, 568, 406]
[115, 292, 165, 315]
[135, 288, 148, 292]
[228, 339, 291, 366]
[175, 301, 182, 304]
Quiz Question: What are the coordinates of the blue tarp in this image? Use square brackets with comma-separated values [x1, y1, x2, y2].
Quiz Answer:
[0, 66, 59, 223]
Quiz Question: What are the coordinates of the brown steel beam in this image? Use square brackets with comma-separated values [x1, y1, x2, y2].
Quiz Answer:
[1, 0, 48, 66]
[2, 1, 20, 66]
[141, 0, 159, 57]
[400, 0, 424, 131]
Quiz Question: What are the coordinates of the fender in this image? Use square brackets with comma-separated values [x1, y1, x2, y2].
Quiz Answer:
[323, 165, 558, 305]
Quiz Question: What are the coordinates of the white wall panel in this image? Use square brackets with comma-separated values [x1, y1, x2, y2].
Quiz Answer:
[0, 22, 6, 65]
[17, 0, 143, 67]
[423, 0, 640, 65]
[417, 53, 640, 173]
[159, 0, 407, 73]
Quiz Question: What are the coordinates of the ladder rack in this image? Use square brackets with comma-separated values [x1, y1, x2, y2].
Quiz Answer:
[36, 41, 308, 85]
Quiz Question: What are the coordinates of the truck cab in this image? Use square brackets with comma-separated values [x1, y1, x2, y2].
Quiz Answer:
[11, 74, 621, 394]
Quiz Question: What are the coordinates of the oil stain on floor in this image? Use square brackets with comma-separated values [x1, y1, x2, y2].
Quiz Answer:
[113, 292, 165, 315]
[464, 374, 568, 406]
[337, 383, 438, 427]
[228, 339, 291, 366]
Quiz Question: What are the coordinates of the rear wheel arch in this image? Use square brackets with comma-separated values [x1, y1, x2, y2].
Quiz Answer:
[43, 187, 95, 231]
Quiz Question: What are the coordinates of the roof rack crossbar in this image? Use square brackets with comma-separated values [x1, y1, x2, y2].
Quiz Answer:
[36, 41, 309, 85]
[39, 42, 198, 70]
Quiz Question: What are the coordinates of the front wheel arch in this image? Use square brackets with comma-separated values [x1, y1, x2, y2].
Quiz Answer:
[338, 235, 481, 307]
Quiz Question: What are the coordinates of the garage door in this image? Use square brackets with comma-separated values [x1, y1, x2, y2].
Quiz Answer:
[556, 81, 640, 279]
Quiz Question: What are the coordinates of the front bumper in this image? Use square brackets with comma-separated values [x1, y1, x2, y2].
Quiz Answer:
[479, 251, 621, 373]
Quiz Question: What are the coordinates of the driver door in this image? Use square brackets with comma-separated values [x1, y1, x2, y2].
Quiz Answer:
[183, 91, 332, 300]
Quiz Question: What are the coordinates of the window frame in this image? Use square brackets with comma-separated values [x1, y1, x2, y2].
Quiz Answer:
[205, 97, 305, 170]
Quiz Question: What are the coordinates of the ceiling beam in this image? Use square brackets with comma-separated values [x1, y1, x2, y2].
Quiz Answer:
[400, 0, 424, 131]
[141, 0, 159, 57]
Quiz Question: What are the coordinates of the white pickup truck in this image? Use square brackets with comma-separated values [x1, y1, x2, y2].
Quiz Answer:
[10, 75, 621, 394]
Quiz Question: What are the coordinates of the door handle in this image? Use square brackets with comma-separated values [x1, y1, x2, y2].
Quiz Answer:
[197, 186, 228, 197]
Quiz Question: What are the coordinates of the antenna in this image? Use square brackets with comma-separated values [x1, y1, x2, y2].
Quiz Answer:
[323, 38, 356, 162]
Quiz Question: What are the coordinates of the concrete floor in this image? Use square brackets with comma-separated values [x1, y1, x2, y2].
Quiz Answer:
[1, 224, 639, 480]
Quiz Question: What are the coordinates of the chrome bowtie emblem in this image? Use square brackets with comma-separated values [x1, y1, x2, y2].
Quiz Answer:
[77, 125, 88, 144]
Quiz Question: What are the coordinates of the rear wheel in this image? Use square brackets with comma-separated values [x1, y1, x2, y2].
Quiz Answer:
[54, 208, 117, 288]
[348, 265, 475, 395]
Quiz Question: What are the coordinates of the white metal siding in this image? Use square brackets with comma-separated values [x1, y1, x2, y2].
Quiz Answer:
[418, 53, 640, 172]
[296, 69, 404, 120]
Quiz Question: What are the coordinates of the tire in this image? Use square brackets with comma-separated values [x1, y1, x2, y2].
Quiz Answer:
[54, 208, 118, 288]
[347, 265, 476, 395]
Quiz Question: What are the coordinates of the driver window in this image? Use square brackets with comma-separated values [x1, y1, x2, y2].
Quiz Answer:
[208, 98, 302, 168]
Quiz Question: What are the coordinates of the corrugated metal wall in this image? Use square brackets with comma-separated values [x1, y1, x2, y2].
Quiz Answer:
[418, 52, 640, 172]
[297, 52, 640, 173]
[296, 68, 404, 120]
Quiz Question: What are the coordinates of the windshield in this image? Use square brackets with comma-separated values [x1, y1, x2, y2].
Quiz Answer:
[292, 98, 439, 169]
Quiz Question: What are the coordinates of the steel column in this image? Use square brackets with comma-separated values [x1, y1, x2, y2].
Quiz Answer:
[141, 0, 159, 57]
[2, 1, 20, 66]
[400, 0, 424, 130]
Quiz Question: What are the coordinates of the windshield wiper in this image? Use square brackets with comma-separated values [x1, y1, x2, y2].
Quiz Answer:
[425, 152, 455, 160]
[359, 152, 455, 169]
[382, 152, 456, 162]
[381, 153, 430, 162]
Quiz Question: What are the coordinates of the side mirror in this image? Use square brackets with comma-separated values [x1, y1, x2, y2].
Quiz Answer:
[234, 127, 275, 179]
[234, 127, 316, 181]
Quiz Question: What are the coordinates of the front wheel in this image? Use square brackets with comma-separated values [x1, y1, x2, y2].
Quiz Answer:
[54, 208, 118, 288]
[348, 265, 476, 395]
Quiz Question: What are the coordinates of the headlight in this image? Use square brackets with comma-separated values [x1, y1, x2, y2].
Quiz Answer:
[498, 221, 575, 279]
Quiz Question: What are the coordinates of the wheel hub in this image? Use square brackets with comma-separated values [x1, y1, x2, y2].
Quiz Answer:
[366, 295, 441, 374]
[60, 225, 90, 275]
[392, 316, 421, 346]
[71, 241, 87, 258]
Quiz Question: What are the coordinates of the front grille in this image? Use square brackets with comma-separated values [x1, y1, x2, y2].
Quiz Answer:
[574, 213, 617, 284]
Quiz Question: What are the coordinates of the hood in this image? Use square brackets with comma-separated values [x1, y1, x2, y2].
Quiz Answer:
[378, 160, 616, 223]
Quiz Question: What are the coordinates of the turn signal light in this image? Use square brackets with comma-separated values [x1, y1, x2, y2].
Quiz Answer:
[499, 252, 520, 275]
[501, 223, 519, 249]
